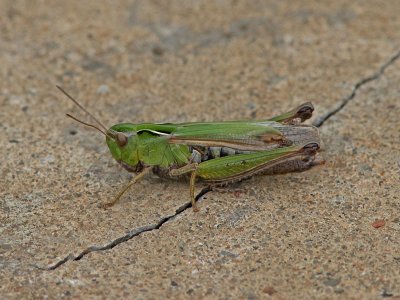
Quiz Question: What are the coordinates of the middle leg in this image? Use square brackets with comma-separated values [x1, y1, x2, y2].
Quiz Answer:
[169, 163, 200, 211]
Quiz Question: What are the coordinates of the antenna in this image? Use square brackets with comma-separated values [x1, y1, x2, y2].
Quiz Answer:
[66, 113, 106, 136]
[56, 85, 108, 133]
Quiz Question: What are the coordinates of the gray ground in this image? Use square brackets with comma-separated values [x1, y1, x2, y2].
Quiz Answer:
[1, 1, 399, 299]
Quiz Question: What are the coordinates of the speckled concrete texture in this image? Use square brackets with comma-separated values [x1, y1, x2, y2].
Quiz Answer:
[1, 1, 399, 299]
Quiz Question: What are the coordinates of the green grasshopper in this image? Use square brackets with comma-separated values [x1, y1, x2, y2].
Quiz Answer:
[58, 86, 323, 211]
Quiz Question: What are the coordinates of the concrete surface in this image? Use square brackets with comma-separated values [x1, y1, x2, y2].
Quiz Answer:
[1, 0, 399, 299]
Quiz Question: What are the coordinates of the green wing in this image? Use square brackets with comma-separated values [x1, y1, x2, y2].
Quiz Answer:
[133, 102, 316, 153]
[165, 102, 315, 151]
[167, 121, 287, 151]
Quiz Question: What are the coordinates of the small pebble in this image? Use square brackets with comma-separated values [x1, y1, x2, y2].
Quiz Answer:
[372, 219, 385, 228]
[97, 85, 109, 94]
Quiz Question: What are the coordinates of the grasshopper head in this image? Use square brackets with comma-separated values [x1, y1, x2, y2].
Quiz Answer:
[106, 123, 142, 172]
[57, 86, 143, 172]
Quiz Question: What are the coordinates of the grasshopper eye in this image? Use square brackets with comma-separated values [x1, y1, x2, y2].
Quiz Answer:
[116, 132, 128, 147]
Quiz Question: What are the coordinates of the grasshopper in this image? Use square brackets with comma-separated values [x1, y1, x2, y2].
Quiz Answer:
[58, 86, 323, 211]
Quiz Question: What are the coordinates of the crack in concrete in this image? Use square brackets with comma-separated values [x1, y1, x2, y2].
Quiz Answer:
[34, 187, 211, 271]
[313, 49, 400, 127]
[36, 49, 400, 271]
